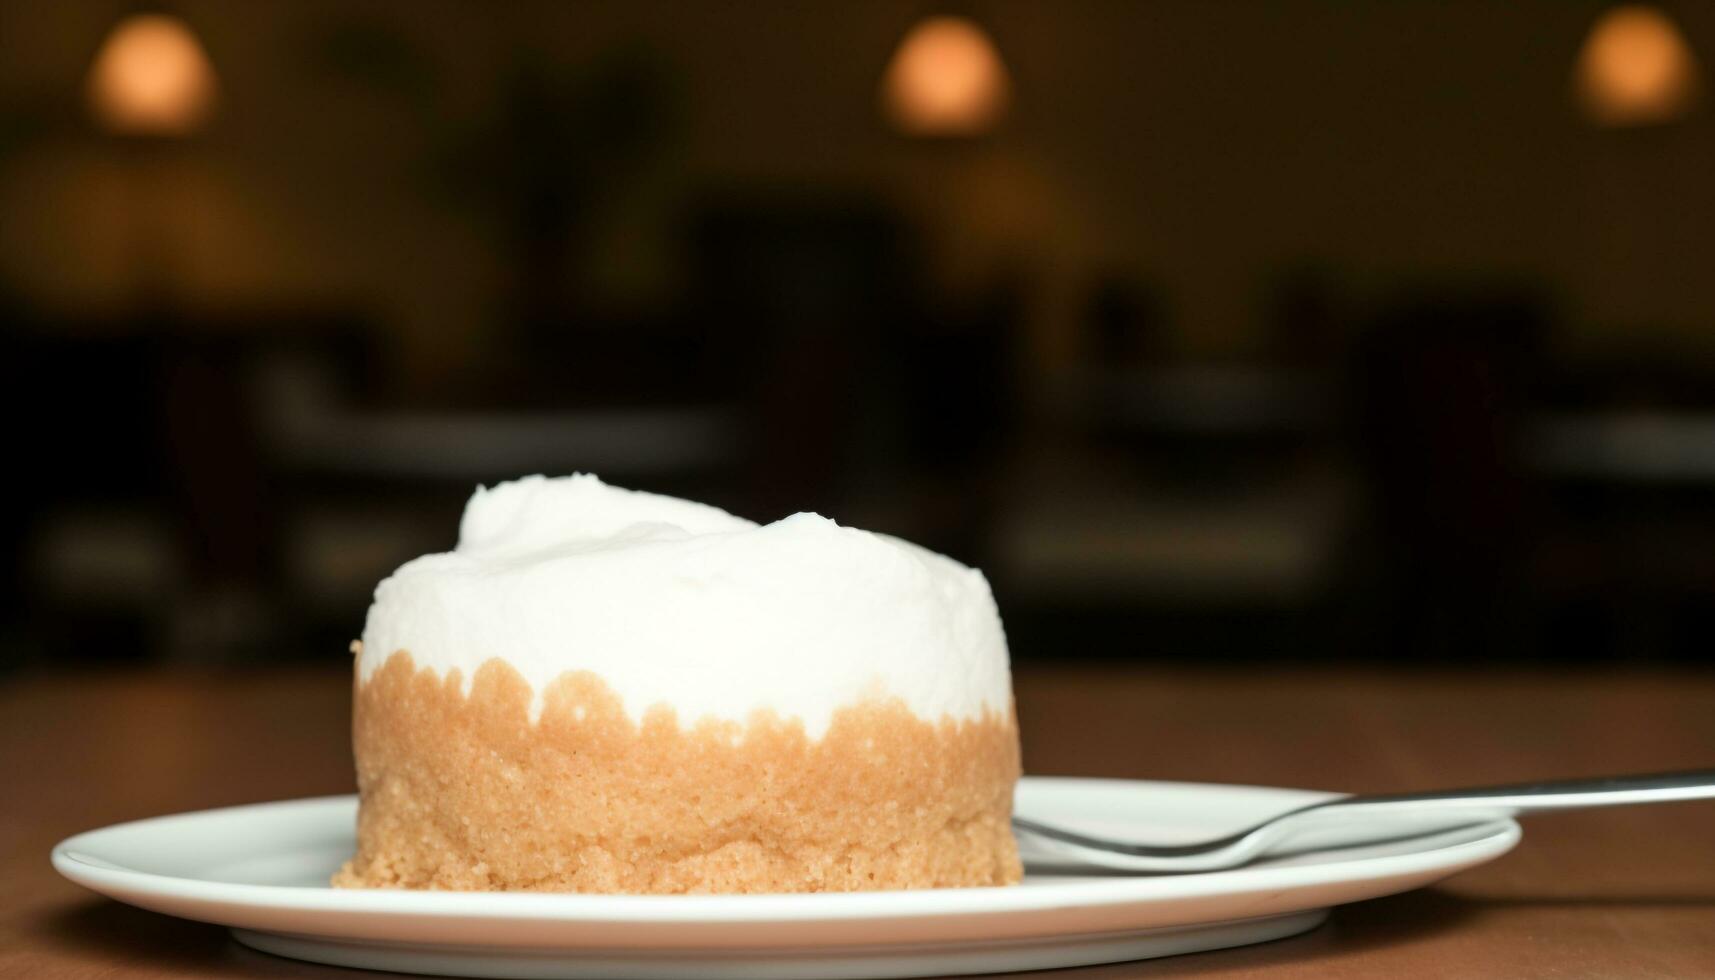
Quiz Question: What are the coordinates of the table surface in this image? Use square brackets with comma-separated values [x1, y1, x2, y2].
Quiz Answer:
[3, 663, 1713, 978]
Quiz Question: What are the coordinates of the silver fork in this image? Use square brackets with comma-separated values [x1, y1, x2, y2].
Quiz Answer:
[1011, 768, 1715, 873]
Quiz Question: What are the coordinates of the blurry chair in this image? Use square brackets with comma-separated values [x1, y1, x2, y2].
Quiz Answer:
[2, 314, 378, 667]
[3, 329, 174, 667]
[1345, 289, 1548, 661]
[1087, 275, 1168, 369]
[685, 193, 922, 519]
[682, 191, 1022, 562]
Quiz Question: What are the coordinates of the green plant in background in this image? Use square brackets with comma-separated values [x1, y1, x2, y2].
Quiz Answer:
[306, 19, 678, 336]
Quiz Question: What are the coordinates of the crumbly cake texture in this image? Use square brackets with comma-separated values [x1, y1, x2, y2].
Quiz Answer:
[334, 651, 1023, 893]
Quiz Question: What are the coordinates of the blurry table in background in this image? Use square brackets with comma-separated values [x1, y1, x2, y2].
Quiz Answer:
[1532, 411, 1715, 484]
[2, 665, 1712, 978]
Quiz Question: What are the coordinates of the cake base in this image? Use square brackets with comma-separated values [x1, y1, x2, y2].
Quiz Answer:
[335, 652, 1022, 893]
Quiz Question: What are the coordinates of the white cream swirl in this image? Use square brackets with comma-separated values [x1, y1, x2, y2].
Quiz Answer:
[359, 474, 1012, 737]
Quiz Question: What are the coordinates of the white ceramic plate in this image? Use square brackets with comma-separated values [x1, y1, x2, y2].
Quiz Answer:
[53, 777, 1519, 979]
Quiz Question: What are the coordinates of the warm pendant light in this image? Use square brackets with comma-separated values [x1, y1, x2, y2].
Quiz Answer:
[1574, 4, 1699, 126]
[87, 12, 219, 136]
[881, 15, 1010, 137]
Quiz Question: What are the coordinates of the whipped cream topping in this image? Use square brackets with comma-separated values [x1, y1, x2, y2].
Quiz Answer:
[359, 474, 1012, 737]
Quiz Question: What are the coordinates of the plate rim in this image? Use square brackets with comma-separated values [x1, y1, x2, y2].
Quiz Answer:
[52, 776, 1522, 925]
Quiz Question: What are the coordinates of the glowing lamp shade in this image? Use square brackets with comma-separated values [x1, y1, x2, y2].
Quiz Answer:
[1574, 4, 1699, 126]
[882, 15, 1009, 137]
[87, 13, 218, 136]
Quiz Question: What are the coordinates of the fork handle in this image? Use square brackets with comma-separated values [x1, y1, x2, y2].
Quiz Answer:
[1336, 768, 1715, 818]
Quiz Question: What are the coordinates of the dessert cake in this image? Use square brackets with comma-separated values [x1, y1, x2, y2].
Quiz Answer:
[334, 474, 1021, 893]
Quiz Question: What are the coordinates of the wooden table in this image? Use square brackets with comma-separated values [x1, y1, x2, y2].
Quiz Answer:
[3, 664, 1713, 977]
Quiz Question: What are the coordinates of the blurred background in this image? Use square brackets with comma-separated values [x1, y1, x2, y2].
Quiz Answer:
[3, 1, 1714, 673]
